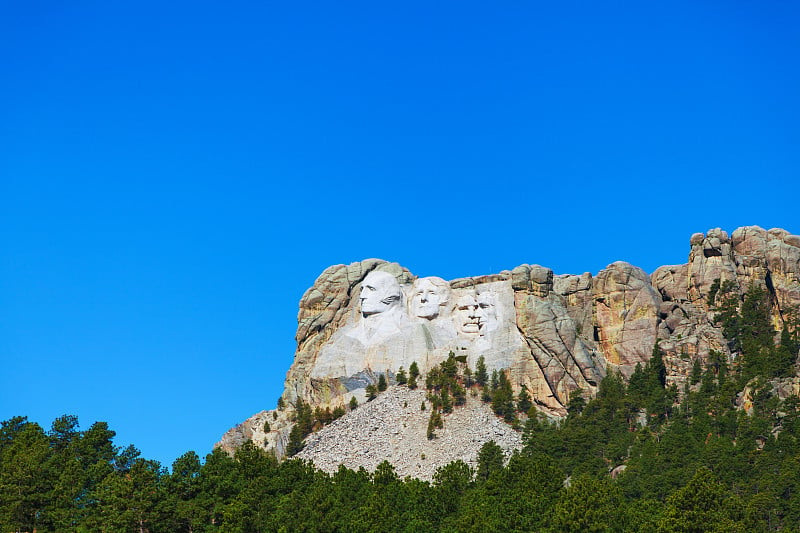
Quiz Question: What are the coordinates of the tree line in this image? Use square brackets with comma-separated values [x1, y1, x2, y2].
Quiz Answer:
[2, 281, 799, 532]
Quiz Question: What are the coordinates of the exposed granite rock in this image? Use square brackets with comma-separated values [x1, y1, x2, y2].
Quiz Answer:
[218, 226, 800, 475]
[553, 272, 594, 340]
[593, 262, 660, 377]
[733, 226, 800, 326]
[687, 228, 738, 308]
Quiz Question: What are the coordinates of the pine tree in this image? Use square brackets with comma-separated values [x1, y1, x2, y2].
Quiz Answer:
[464, 366, 474, 387]
[377, 373, 388, 392]
[491, 371, 515, 421]
[365, 384, 377, 401]
[690, 359, 703, 385]
[442, 352, 458, 379]
[427, 411, 442, 440]
[409, 361, 420, 380]
[713, 279, 742, 353]
[349, 396, 358, 410]
[286, 424, 305, 456]
[517, 386, 532, 413]
[396, 367, 407, 385]
[475, 356, 488, 387]
[476, 440, 504, 481]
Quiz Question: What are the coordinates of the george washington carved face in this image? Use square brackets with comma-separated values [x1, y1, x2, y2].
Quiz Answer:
[359, 271, 402, 317]
[410, 277, 450, 320]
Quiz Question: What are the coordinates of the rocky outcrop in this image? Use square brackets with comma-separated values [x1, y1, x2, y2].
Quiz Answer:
[593, 262, 660, 377]
[218, 226, 800, 472]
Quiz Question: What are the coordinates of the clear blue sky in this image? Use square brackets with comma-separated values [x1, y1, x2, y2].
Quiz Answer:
[2, 1, 798, 469]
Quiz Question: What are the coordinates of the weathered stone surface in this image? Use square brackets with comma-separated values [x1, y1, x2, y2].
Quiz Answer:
[651, 264, 690, 303]
[593, 262, 660, 377]
[514, 288, 602, 405]
[218, 226, 800, 475]
[218, 407, 294, 458]
[687, 228, 738, 307]
[553, 272, 594, 340]
[732, 226, 800, 328]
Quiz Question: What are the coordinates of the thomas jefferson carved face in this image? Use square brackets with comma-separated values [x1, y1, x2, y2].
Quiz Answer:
[410, 277, 450, 319]
[360, 271, 402, 317]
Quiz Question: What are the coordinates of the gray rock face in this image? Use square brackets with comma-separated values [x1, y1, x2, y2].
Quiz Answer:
[218, 226, 800, 471]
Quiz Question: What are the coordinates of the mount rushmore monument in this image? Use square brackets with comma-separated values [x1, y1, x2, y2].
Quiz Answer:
[219, 225, 800, 458]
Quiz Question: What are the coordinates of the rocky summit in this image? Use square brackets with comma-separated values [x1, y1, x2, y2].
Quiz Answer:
[218, 225, 800, 474]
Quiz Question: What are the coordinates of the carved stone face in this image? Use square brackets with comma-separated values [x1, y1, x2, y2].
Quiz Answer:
[476, 292, 499, 333]
[360, 271, 401, 317]
[410, 277, 450, 319]
[455, 294, 482, 334]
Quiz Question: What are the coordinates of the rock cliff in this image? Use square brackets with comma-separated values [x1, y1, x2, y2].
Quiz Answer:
[218, 226, 800, 469]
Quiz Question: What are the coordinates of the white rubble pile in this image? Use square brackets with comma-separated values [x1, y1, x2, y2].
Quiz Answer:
[296, 386, 523, 482]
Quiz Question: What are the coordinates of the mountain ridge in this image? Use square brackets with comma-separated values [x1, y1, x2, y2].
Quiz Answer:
[218, 225, 800, 474]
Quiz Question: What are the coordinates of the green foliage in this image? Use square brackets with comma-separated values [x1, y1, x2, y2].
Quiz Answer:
[516, 386, 532, 414]
[490, 370, 516, 422]
[712, 279, 742, 352]
[707, 277, 721, 307]
[427, 411, 442, 439]
[409, 361, 420, 380]
[1, 389, 799, 533]
[396, 366, 408, 385]
[286, 424, 306, 457]
[713, 281, 795, 379]
[627, 342, 674, 425]
[285, 399, 315, 457]
[349, 396, 358, 410]
[433, 460, 473, 516]
[740, 283, 782, 378]
[657, 468, 743, 532]
[423, 352, 473, 434]
[475, 355, 488, 386]
[4, 306, 800, 533]
[690, 358, 703, 385]
[366, 384, 378, 400]
[378, 373, 388, 392]
[476, 440, 504, 481]
[551, 474, 624, 532]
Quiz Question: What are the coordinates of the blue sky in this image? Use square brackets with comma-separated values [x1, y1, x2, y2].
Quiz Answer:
[2, 1, 798, 469]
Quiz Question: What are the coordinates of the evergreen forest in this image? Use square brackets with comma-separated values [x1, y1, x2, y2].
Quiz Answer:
[3, 283, 800, 532]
